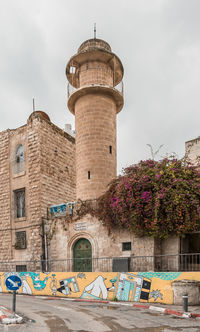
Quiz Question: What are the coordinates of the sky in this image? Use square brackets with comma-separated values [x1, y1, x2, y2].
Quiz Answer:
[0, 0, 200, 173]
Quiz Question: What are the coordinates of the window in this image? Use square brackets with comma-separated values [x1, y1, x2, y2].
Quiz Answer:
[122, 242, 131, 251]
[15, 231, 26, 249]
[109, 146, 112, 154]
[16, 265, 27, 272]
[14, 144, 25, 173]
[70, 66, 76, 74]
[14, 188, 25, 218]
[88, 171, 91, 180]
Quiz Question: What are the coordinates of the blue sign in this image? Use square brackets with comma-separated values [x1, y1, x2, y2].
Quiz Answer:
[5, 275, 22, 291]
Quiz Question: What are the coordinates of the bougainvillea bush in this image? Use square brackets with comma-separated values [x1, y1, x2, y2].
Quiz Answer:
[97, 158, 200, 238]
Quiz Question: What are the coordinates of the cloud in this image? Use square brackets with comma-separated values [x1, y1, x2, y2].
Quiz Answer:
[0, 0, 199, 172]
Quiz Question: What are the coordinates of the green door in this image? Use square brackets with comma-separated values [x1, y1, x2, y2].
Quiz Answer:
[73, 238, 92, 272]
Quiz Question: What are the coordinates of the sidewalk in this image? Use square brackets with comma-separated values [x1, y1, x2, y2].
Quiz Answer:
[0, 305, 23, 324]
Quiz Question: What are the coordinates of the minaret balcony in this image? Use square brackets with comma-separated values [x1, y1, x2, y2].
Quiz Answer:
[67, 81, 124, 114]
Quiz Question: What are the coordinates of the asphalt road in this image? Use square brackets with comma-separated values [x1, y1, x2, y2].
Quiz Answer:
[0, 294, 199, 332]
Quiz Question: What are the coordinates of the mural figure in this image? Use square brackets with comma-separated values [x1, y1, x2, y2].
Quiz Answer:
[149, 289, 163, 301]
[50, 274, 58, 296]
[20, 272, 48, 291]
[81, 276, 108, 300]
[57, 276, 79, 295]
[77, 273, 86, 279]
[107, 277, 117, 292]
[20, 274, 32, 295]
[114, 273, 151, 302]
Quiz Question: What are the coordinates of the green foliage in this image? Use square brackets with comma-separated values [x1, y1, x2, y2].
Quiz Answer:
[112, 296, 118, 302]
[96, 158, 200, 238]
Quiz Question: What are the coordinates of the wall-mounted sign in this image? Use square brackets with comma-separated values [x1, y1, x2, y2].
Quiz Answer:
[50, 204, 67, 217]
[74, 222, 87, 231]
[49, 202, 75, 218]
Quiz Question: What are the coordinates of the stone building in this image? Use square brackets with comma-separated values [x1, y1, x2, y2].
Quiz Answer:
[0, 111, 75, 271]
[0, 36, 199, 272]
[46, 37, 158, 273]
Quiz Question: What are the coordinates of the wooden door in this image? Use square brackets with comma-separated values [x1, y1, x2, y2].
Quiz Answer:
[73, 238, 92, 272]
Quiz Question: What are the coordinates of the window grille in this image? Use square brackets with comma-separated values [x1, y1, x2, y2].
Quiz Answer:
[15, 231, 26, 249]
[16, 265, 27, 272]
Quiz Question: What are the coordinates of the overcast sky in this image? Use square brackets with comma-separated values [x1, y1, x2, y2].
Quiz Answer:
[0, 0, 199, 173]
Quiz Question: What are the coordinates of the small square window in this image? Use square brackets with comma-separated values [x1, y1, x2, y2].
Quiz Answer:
[15, 231, 26, 249]
[122, 242, 131, 251]
[16, 265, 27, 272]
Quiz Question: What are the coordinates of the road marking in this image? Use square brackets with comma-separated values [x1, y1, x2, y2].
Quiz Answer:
[149, 306, 165, 312]
[53, 306, 72, 311]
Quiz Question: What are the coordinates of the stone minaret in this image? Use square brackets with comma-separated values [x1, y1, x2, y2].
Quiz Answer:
[66, 38, 124, 200]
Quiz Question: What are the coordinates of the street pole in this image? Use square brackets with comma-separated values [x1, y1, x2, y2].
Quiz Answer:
[12, 290, 16, 317]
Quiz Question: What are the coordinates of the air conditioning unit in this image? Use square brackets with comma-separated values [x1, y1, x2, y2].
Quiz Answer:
[112, 257, 130, 272]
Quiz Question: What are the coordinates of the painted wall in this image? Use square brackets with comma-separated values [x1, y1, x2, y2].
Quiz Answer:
[0, 272, 200, 304]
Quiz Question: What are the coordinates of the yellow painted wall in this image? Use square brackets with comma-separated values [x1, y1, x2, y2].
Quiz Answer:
[1, 272, 200, 304]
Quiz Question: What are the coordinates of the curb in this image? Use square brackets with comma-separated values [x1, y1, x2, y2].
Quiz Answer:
[0, 307, 23, 325]
[1, 294, 200, 321]
[61, 297, 200, 319]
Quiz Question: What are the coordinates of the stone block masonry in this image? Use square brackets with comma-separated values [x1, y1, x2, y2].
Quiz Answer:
[0, 111, 76, 265]
[0, 130, 12, 260]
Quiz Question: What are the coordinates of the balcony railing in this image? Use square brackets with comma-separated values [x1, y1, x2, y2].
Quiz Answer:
[0, 253, 200, 272]
[67, 80, 124, 99]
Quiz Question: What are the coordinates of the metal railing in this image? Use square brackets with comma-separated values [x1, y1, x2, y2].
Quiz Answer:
[0, 253, 199, 272]
[67, 80, 124, 99]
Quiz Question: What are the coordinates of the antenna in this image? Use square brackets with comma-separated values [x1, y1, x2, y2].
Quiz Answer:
[94, 23, 96, 39]
[33, 98, 35, 112]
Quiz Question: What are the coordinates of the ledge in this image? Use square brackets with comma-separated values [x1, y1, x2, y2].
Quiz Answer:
[13, 171, 26, 178]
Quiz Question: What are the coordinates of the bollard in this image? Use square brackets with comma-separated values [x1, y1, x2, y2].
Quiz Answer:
[182, 293, 188, 312]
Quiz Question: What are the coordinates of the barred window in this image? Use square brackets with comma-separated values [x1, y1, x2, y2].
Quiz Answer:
[15, 231, 26, 249]
[14, 188, 25, 218]
[16, 265, 27, 272]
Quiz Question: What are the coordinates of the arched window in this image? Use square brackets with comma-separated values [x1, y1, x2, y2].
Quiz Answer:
[16, 145, 24, 163]
[14, 144, 25, 173]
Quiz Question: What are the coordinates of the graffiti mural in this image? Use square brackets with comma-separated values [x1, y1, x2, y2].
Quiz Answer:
[0, 272, 199, 304]
[81, 276, 107, 300]
[114, 273, 151, 302]
[149, 289, 163, 301]
[57, 276, 79, 295]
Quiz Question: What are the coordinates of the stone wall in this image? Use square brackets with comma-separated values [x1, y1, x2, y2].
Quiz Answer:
[0, 130, 12, 260]
[185, 137, 200, 164]
[47, 214, 156, 272]
[75, 94, 117, 200]
[37, 115, 76, 218]
[0, 112, 76, 266]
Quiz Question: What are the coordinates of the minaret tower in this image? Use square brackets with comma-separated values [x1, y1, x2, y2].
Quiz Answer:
[66, 37, 124, 200]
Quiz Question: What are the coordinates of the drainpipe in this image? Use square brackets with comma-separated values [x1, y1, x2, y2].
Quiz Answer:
[41, 219, 48, 272]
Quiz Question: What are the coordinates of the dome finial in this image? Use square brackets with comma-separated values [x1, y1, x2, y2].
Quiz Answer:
[94, 23, 96, 39]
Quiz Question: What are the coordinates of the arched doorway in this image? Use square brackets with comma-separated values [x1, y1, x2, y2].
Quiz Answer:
[73, 238, 92, 272]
